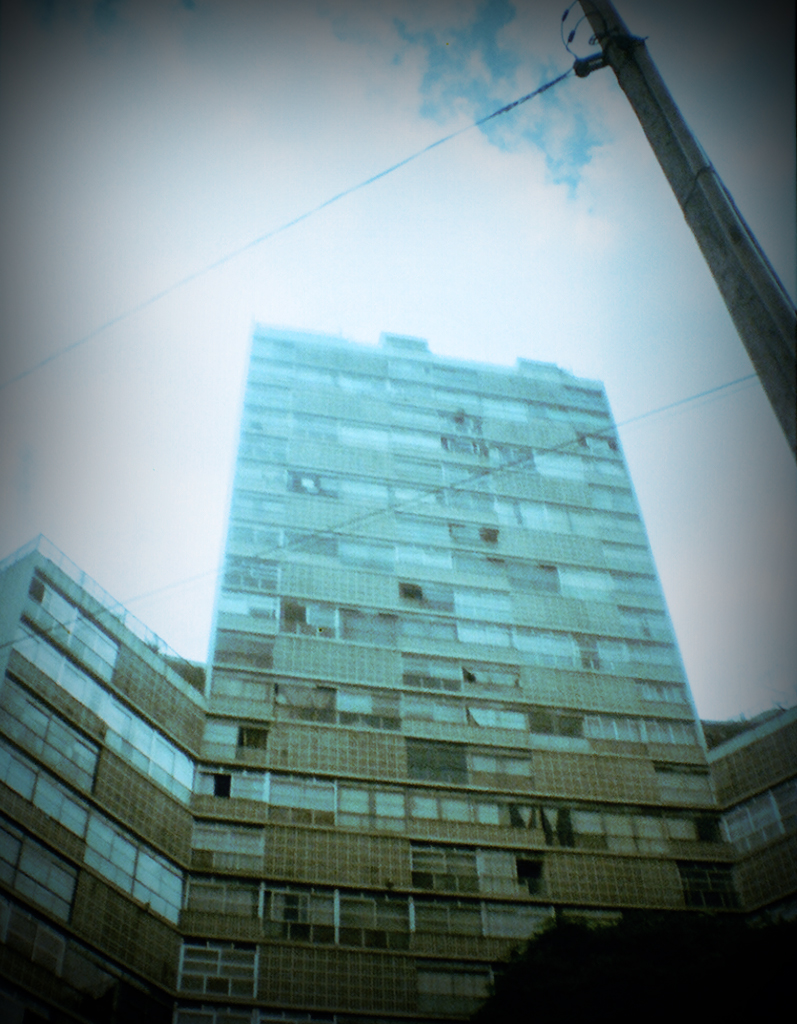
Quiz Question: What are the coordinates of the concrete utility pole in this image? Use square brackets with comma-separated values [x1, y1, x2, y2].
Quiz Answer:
[576, 0, 796, 458]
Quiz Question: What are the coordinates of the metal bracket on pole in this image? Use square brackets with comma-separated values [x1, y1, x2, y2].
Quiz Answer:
[573, 53, 608, 78]
[578, 0, 797, 457]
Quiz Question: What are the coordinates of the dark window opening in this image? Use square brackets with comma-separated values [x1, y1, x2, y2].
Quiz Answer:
[528, 708, 583, 738]
[407, 739, 468, 783]
[516, 858, 543, 894]
[578, 637, 600, 670]
[479, 527, 499, 544]
[213, 774, 231, 798]
[695, 815, 722, 844]
[556, 808, 575, 847]
[287, 471, 337, 498]
[399, 582, 424, 602]
[28, 577, 45, 603]
[237, 727, 268, 750]
[509, 804, 535, 828]
[281, 600, 307, 629]
[678, 861, 738, 909]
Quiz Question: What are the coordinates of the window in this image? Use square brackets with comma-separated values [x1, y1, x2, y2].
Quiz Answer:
[441, 436, 489, 459]
[517, 500, 570, 533]
[186, 877, 260, 917]
[281, 600, 338, 638]
[402, 695, 467, 726]
[338, 892, 409, 949]
[223, 557, 279, 593]
[410, 845, 478, 893]
[27, 577, 119, 681]
[284, 532, 336, 557]
[469, 751, 531, 780]
[655, 766, 713, 803]
[449, 523, 500, 546]
[528, 707, 584, 738]
[413, 897, 481, 936]
[196, 769, 268, 801]
[338, 540, 394, 570]
[266, 886, 335, 944]
[339, 424, 389, 448]
[407, 740, 467, 783]
[0, 820, 77, 921]
[179, 941, 257, 998]
[476, 848, 526, 894]
[218, 591, 280, 619]
[270, 776, 335, 825]
[336, 477, 390, 504]
[0, 896, 68, 976]
[84, 815, 183, 922]
[292, 414, 337, 441]
[513, 628, 576, 668]
[337, 689, 400, 730]
[0, 678, 98, 792]
[461, 663, 519, 688]
[467, 706, 526, 730]
[445, 487, 496, 514]
[454, 588, 511, 622]
[402, 655, 462, 692]
[453, 553, 507, 579]
[237, 726, 268, 751]
[0, 741, 90, 838]
[610, 571, 659, 596]
[340, 609, 397, 644]
[399, 581, 454, 611]
[408, 792, 470, 823]
[338, 787, 406, 831]
[213, 774, 231, 798]
[416, 963, 492, 1016]
[535, 451, 585, 481]
[395, 544, 452, 569]
[508, 562, 560, 593]
[577, 636, 600, 670]
[192, 823, 265, 871]
[516, 858, 543, 894]
[287, 471, 337, 497]
[723, 791, 785, 854]
[677, 862, 738, 909]
[12, 626, 194, 803]
[637, 680, 688, 704]
[483, 902, 554, 938]
[439, 410, 483, 435]
[400, 617, 457, 642]
[214, 631, 274, 669]
[275, 684, 335, 723]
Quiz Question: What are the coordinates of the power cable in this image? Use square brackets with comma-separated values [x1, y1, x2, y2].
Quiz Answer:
[0, 68, 573, 393]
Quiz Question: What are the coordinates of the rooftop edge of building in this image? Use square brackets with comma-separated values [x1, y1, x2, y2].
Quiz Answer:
[0, 534, 207, 702]
[250, 322, 605, 393]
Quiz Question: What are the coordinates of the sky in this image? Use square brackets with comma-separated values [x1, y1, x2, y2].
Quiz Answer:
[1, 0, 794, 721]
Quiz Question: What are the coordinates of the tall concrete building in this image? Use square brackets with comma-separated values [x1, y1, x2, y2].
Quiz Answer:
[6, 326, 788, 1024]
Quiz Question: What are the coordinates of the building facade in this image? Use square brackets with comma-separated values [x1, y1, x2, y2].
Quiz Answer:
[191, 327, 734, 1019]
[0, 537, 205, 1023]
[2, 326, 775, 1024]
[705, 708, 797, 919]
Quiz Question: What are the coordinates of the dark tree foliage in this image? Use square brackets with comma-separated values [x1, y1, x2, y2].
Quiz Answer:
[471, 912, 797, 1022]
